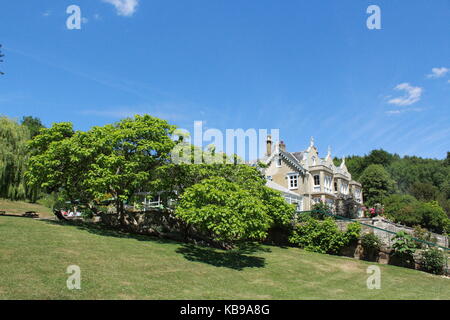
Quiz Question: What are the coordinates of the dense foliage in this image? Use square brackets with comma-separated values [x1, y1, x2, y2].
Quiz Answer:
[361, 233, 382, 252]
[21, 116, 44, 138]
[289, 217, 360, 254]
[0, 116, 38, 200]
[383, 195, 449, 234]
[310, 201, 332, 220]
[391, 231, 417, 267]
[359, 164, 396, 206]
[176, 176, 295, 245]
[26, 115, 176, 221]
[335, 149, 450, 233]
[361, 233, 382, 260]
[420, 248, 446, 275]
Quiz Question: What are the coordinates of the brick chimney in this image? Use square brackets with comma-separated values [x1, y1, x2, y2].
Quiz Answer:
[266, 135, 272, 156]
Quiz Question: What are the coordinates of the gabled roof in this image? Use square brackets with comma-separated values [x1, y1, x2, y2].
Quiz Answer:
[291, 151, 304, 162]
[279, 150, 306, 174]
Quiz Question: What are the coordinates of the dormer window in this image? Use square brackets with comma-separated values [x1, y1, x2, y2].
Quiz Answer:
[312, 156, 316, 166]
[287, 174, 298, 190]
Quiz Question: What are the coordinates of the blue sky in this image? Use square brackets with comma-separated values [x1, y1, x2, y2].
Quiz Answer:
[1, 0, 449, 159]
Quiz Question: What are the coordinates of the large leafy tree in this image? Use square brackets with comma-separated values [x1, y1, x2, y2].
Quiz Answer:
[409, 182, 439, 202]
[26, 115, 177, 222]
[365, 149, 399, 167]
[176, 177, 283, 247]
[84, 115, 176, 221]
[359, 164, 395, 206]
[21, 116, 45, 138]
[152, 163, 264, 203]
[26, 123, 96, 205]
[153, 162, 295, 228]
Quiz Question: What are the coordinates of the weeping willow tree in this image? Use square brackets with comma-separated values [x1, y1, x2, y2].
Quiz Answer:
[0, 116, 36, 200]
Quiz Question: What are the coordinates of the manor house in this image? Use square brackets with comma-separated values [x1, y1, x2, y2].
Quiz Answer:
[255, 136, 363, 212]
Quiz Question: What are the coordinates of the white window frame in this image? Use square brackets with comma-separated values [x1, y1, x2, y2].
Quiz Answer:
[324, 175, 332, 193]
[287, 173, 299, 190]
[313, 174, 320, 186]
[340, 181, 349, 195]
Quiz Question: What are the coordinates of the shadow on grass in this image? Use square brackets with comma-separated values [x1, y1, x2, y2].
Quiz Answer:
[41, 220, 270, 270]
[40, 219, 177, 245]
[175, 243, 268, 271]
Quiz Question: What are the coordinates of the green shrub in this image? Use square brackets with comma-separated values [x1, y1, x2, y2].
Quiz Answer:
[289, 218, 360, 255]
[420, 248, 446, 275]
[391, 231, 416, 267]
[361, 233, 382, 252]
[361, 233, 382, 260]
[311, 201, 332, 220]
[176, 177, 274, 246]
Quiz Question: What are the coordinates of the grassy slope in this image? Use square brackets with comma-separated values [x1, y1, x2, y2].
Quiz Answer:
[0, 216, 448, 300]
[0, 199, 53, 218]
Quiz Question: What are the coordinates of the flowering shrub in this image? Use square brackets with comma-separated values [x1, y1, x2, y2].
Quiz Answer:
[364, 203, 384, 218]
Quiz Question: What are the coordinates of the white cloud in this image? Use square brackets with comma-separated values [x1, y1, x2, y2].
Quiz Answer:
[385, 107, 424, 115]
[388, 83, 423, 106]
[427, 67, 449, 79]
[42, 11, 51, 17]
[102, 0, 139, 17]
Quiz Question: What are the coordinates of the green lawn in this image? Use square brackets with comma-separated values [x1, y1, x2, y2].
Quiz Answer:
[0, 216, 448, 300]
[0, 199, 53, 218]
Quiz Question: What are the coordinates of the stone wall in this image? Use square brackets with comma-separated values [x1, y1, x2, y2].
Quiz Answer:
[336, 217, 449, 248]
[336, 217, 449, 273]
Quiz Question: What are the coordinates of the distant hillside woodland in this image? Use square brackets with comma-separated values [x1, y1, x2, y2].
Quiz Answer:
[333, 150, 450, 233]
[1, 115, 449, 234]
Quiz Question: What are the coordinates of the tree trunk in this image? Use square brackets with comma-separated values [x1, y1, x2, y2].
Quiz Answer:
[117, 199, 126, 226]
